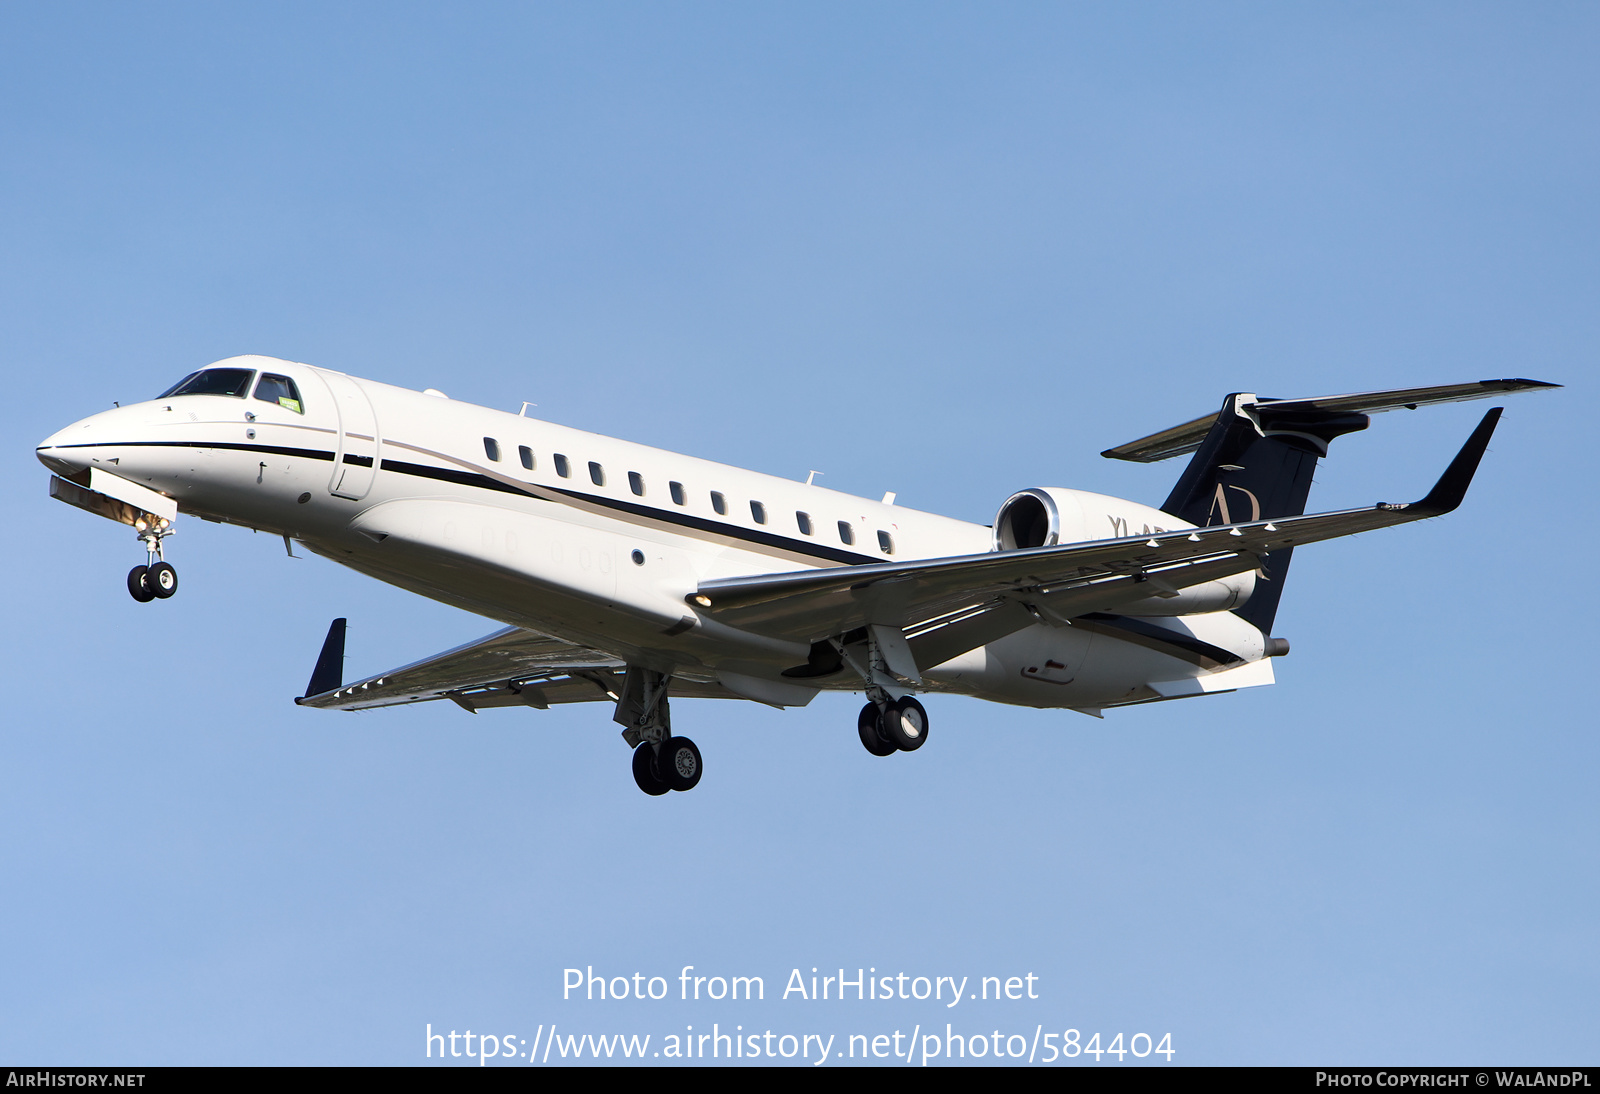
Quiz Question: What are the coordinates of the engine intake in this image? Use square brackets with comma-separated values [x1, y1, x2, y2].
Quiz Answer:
[993, 489, 1060, 551]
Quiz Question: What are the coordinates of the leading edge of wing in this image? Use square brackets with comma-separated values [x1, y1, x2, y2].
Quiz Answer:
[696, 408, 1505, 631]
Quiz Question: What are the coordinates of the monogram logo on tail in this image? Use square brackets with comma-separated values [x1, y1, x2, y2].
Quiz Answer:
[1208, 482, 1261, 525]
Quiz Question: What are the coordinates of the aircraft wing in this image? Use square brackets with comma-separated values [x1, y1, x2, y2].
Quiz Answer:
[295, 622, 751, 712]
[695, 408, 1504, 645]
[293, 623, 626, 711]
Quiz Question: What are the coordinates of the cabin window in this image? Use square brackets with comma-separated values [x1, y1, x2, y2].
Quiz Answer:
[877, 530, 895, 555]
[159, 368, 255, 399]
[253, 373, 303, 413]
[628, 471, 645, 496]
[589, 461, 605, 486]
[669, 481, 686, 506]
[483, 437, 501, 462]
[838, 521, 855, 545]
[519, 446, 534, 470]
[554, 454, 571, 478]
[710, 491, 727, 515]
[796, 511, 813, 535]
[750, 500, 767, 524]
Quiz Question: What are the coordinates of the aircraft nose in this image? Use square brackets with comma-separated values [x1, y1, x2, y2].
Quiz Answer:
[37, 413, 112, 476]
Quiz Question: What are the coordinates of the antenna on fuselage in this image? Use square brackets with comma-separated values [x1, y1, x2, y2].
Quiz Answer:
[806, 470, 823, 486]
[520, 402, 537, 416]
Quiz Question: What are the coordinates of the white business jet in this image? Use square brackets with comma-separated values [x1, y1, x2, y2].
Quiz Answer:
[36, 358, 1556, 795]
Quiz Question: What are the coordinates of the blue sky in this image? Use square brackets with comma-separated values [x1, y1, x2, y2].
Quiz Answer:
[2, 2, 1595, 1066]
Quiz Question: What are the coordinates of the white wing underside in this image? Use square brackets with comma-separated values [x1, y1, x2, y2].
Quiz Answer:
[299, 625, 765, 711]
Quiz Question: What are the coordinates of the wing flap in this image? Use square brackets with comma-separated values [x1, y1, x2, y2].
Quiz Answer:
[441, 674, 745, 712]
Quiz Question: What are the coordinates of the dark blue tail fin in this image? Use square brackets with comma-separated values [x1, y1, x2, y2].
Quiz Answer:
[1102, 379, 1559, 633]
[1159, 395, 1367, 632]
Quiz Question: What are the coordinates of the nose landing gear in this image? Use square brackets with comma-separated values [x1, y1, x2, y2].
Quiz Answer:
[126, 518, 178, 603]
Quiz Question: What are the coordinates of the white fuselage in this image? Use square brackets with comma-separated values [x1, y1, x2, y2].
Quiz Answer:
[37, 355, 1271, 712]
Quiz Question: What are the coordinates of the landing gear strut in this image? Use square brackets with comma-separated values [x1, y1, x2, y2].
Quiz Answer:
[126, 518, 178, 603]
[615, 667, 702, 796]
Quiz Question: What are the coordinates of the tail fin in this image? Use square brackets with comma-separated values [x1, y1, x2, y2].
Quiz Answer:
[1103, 379, 1559, 632]
[1157, 394, 1367, 631]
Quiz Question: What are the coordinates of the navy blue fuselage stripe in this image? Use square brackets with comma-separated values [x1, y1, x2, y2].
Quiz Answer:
[51, 439, 335, 462]
[50, 439, 880, 564]
[536, 482, 873, 564]
[52, 439, 1218, 655]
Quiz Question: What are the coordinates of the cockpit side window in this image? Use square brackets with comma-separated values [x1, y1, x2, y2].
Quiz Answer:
[159, 368, 256, 399]
[253, 373, 304, 414]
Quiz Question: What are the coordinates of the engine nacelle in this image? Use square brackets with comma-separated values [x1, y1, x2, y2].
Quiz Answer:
[992, 487, 1255, 616]
[993, 487, 1187, 551]
[992, 489, 1061, 550]
[1115, 574, 1255, 616]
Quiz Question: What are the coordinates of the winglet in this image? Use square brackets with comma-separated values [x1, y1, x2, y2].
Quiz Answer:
[297, 618, 347, 703]
[1411, 408, 1503, 516]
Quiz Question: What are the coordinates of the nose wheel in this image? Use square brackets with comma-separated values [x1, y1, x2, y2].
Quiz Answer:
[126, 520, 178, 602]
[127, 565, 155, 602]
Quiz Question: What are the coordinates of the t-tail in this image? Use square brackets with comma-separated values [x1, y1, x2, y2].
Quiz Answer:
[1101, 379, 1559, 633]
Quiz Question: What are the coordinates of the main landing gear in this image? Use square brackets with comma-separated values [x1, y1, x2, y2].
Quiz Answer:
[857, 696, 930, 757]
[842, 625, 931, 758]
[631, 735, 703, 796]
[615, 667, 702, 796]
[126, 517, 178, 603]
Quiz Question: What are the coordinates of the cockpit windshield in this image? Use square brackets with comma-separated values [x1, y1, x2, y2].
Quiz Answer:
[158, 368, 256, 400]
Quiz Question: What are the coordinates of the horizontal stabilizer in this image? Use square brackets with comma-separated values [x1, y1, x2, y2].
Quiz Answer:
[1102, 378, 1557, 463]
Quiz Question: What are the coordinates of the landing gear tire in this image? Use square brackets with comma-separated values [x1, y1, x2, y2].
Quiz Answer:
[631, 743, 670, 796]
[147, 561, 178, 599]
[881, 696, 929, 752]
[127, 565, 155, 603]
[661, 736, 703, 792]
[857, 702, 896, 757]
